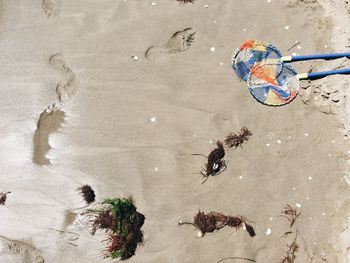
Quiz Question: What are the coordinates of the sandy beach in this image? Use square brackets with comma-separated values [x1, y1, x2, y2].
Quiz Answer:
[1, 0, 350, 262]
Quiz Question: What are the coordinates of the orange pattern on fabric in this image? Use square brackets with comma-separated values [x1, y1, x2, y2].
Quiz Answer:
[250, 64, 278, 86]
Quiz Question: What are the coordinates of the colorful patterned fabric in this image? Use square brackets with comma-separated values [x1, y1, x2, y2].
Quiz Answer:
[232, 40, 299, 106]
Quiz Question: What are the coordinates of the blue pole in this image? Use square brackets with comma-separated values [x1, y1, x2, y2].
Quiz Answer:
[307, 68, 350, 80]
[291, 53, 350, 62]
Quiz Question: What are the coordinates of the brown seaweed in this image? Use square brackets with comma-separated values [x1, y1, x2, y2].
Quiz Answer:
[0, 191, 10, 205]
[279, 204, 301, 228]
[179, 210, 255, 237]
[224, 127, 252, 149]
[177, 0, 195, 5]
[201, 141, 226, 184]
[78, 185, 96, 204]
[280, 236, 299, 263]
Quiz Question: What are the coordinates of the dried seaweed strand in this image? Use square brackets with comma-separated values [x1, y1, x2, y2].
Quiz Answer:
[279, 204, 301, 228]
[280, 236, 299, 263]
[179, 211, 255, 237]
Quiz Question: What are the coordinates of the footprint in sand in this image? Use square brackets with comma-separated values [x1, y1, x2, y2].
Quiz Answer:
[33, 105, 65, 165]
[50, 54, 79, 104]
[145, 27, 196, 61]
[42, 0, 61, 17]
[0, 235, 44, 263]
[33, 54, 78, 165]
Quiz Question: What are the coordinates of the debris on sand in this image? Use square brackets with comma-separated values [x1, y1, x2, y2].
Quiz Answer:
[179, 210, 255, 237]
[85, 197, 145, 260]
[0, 191, 10, 205]
[78, 185, 96, 204]
[280, 236, 299, 263]
[279, 204, 301, 228]
[224, 127, 252, 149]
[200, 141, 226, 183]
[177, 0, 195, 5]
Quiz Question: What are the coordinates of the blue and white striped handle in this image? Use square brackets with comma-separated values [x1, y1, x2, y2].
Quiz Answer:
[297, 68, 350, 80]
[282, 53, 350, 62]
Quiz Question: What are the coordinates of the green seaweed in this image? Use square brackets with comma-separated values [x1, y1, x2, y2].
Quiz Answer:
[86, 197, 144, 260]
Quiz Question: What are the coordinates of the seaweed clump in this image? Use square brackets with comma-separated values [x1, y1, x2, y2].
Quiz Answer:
[224, 127, 252, 149]
[201, 141, 226, 184]
[0, 191, 10, 205]
[177, 0, 195, 5]
[179, 210, 255, 237]
[86, 197, 145, 260]
[78, 185, 95, 204]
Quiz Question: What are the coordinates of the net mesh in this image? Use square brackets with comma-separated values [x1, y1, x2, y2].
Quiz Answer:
[247, 61, 299, 106]
[232, 40, 282, 81]
[232, 40, 299, 106]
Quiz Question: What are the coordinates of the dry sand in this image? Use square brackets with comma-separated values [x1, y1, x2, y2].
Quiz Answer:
[1, 0, 350, 262]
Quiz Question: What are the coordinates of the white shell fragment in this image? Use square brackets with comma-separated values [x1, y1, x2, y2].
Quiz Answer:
[266, 228, 272, 235]
[296, 203, 301, 208]
[131, 55, 139, 61]
[150, 117, 157, 122]
[210, 47, 216, 52]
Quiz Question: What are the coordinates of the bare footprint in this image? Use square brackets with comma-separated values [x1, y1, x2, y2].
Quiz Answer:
[42, 0, 61, 17]
[49, 54, 70, 74]
[55, 74, 78, 104]
[50, 53, 79, 104]
[0, 235, 44, 263]
[145, 28, 195, 60]
[33, 105, 65, 165]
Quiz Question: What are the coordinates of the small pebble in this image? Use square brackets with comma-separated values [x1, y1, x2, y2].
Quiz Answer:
[131, 55, 139, 61]
[305, 133, 309, 137]
[205, 4, 208, 8]
[322, 212, 326, 216]
[266, 228, 272, 235]
[309, 217, 313, 220]
[292, 187, 296, 191]
[277, 140, 282, 144]
[266, 143, 270, 147]
[306, 196, 310, 200]
[332, 140, 336, 143]
[150, 117, 157, 122]
[151, 2, 156, 6]
[296, 203, 301, 208]
[219, 62, 224, 66]
[267, 0, 271, 2]
[308, 176, 312, 180]
[239, 176, 243, 180]
[154, 167, 159, 172]
[297, 46, 302, 50]
[210, 47, 216, 52]
[243, 28, 247, 32]
[284, 25, 290, 30]
[269, 217, 273, 221]
[198, 231, 203, 237]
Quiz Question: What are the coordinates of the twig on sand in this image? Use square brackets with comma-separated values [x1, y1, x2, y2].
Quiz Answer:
[179, 210, 255, 237]
[216, 256, 256, 263]
[287, 41, 301, 51]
